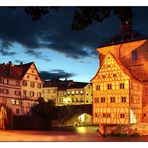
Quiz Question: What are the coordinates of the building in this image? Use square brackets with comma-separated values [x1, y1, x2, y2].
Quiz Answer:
[0, 61, 43, 115]
[65, 82, 92, 105]
[91, 21, 148, 132]
[42, 79, 92, 106]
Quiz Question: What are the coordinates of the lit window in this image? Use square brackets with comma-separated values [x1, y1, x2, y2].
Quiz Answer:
[15, 100, 20, 105]
[37, 92, 41, 97]
[76, 91, 79, 94]
[67, 91, 70, 95]
[96, 85, 100, 90]
[94, 98, 99, 103]
[72, 91, 75, 95]
[11, 99, 15, 105]
[131, 50, 137, 60]
[120, 113, 125, 118]
[86, 91, 88, 95]
[121, 97, 126, 103]
[107, 84, 112, 90]
[3, 78, 8, 84]
[80, 90, 83, 94]
[120, 83, 124, 89]
[101, 97, 105, 103]
[110, 97, 115, 103]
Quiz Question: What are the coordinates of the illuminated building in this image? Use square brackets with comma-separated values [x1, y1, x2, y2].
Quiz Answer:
[65, 82, 92, 105]
[42, 80, 92, 106]
[0, 61, 43, 115]
[91, 21, 148, 134]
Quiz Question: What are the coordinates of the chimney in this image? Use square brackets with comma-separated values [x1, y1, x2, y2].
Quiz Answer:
[8, 61, 12, 76]
[20, 61, 23, 66]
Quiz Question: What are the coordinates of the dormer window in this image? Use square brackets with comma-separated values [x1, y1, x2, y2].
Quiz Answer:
[131, 50, 137, 60]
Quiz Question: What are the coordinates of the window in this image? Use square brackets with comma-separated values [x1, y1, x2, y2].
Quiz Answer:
[67, 91, 70, 95]
[35, 77, 38, 80]
[3, 89, 9, 94]
[32, 70, 34, 73]
[30, 91, 35, 97]
[96, 85, 100, 90]
[113, 73, 117, 77]
[0, 77, 2, 83]
[53, 89, 57, 93]
[48, 89, 50, 93]
[16, 109, 20, 115]
[72, 98, 74, 102]
[110, 97, 115, 103]
[94, 98, 99, 103]
[80, 90, 83, 95]
[0, 88, 2, 93]
[16, 80, 20, 86]
[37, 83, 41, 88]
[22, 80, 27, 86]
[76, 91, 79, 95]
[120, 83, 125, 89]
[27, 75, 30, 79]
[101, 97, 105, 103]
[3, 78, 8, 84]
[121, 97, 126, 103]
[11, 99, 15, 105]
[120, 113, 125, 118]
[23, 90, 27, 97]
[72, 91, 75, 95]
[132, 50, 137, 60]
[15, 100, 20, 105]
[102, 75, 106, 78]
[103, 113, 111, 118]
[37, 92, 41, 97]
[107, 65, 111, 68]
[107, 84, 112, 90]
[144, 113, 146, 117]
[30, 82, 35, 88]
[15, 90, 21, 96]
[86, 91, 88, 95]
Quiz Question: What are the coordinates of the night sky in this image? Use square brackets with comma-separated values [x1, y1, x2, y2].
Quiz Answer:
[0, 7, 148, 82]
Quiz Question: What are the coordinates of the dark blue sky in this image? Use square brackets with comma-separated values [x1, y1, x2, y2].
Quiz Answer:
[0, 7, 148, 82]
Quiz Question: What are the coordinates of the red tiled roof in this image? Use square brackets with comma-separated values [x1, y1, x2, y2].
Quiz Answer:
[0, 62, 33, 80]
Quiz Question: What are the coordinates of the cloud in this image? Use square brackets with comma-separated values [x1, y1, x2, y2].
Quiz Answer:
[0, 7, 116, 60]
[0, 49, 16, 56]
[26, 49, 51, 62]
[0, 7, 147, 60]
[39, 69, 76, 80]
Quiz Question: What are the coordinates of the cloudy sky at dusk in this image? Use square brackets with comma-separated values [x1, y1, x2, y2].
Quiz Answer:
[0, 7, 148, 82]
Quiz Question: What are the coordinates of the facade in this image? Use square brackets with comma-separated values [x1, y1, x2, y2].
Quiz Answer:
[42, 80, 92, 106]
[0, 61, 43, 115]
[91, 22, 148, 128]
[65, 82, 92, 105]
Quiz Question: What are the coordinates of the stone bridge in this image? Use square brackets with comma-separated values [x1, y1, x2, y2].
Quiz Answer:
[53, 104, 92, 127]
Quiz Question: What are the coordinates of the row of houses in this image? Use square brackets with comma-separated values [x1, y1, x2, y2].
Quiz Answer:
[0, 61, 92, 116]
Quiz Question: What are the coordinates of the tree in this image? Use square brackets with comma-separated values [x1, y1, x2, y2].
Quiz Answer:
[9, 7, 133, 31]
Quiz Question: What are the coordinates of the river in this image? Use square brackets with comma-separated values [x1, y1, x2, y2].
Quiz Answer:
[0, 126, 148, 141]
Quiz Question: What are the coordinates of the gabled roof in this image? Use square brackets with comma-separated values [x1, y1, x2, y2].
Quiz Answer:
[0, 61, 43, 81]
[91, 53, 142, 82]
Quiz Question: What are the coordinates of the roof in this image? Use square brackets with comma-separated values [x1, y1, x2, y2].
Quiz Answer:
[100, 29, 147, 48]
[67, 82, 88, 89]
[91, 53, 143, 83]
[43, 79, 74, 90]
[0, 61, 42, 81]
